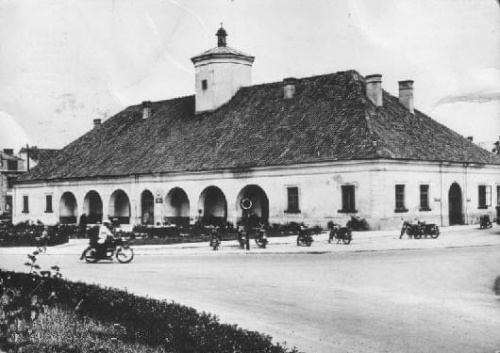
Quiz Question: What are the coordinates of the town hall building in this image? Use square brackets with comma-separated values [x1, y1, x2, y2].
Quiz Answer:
[12, 27, 500, 230]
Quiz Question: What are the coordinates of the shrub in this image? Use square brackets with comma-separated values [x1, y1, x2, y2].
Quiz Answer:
[0, 271, 301, 353]
[0, 250, 62, 352]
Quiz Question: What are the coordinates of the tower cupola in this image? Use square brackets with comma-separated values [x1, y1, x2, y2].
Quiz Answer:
[216, 25, 227, 47]
[191, 26, 255, 114]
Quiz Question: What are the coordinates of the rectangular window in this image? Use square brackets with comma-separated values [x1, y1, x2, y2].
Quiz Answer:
[45, 195, 53, 213]
[6, 176, 15, 189]
[22, 196, 29, 213]
[419, 184, 430, 211]
[286, 186, 300, 213]
[7, 160, 17, 171]
[478, 185, 492, 209]
[201, 79, 208, 90]
[395, 184, 407, 212]
[340, 185, 356, 213]
[497, 186, 500, 206]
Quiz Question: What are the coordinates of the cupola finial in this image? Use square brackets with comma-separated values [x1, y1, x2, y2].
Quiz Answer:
[216, 24, 227, 47]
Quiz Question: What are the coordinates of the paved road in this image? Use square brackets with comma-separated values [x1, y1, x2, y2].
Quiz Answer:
[1, 229, 500, 353]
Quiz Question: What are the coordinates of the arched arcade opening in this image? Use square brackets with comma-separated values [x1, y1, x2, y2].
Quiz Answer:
[165, 187, 190, 227]
[59, 192, 78, 224]
[198, 186, 227, 227]
[109, 189, 131, 225]
[141, 190, 154, 225]
[236, 185, 269, 227]
[83, 191, 103, 224]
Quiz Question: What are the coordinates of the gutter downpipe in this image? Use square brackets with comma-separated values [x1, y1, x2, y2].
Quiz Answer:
[439, 162, 443, 227]
[464, 162, 469, 225]
[12, 185, 17, 224]
[131, 174, 139, 225]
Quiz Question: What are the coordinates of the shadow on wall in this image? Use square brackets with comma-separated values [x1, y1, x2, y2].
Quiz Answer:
[494, 276, 500, 297]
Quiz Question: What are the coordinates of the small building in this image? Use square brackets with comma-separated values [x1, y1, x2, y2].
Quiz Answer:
[13, 27, 500, 230]
[0, 149, 25, 222]
[18, 147, 60, 171]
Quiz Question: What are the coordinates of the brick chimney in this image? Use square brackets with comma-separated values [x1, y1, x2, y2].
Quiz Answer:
[142, 101, 152, 120]
[283, 77, 297, 99]
[93, 119, 101, 128]
[365, 74, 383, 107]
[399, 80, 414, 114]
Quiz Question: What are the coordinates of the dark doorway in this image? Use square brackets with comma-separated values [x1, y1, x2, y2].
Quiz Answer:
[448, 183, 463, 225]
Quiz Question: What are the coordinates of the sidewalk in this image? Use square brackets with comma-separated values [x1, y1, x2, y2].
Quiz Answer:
[2, 224, 499, 256]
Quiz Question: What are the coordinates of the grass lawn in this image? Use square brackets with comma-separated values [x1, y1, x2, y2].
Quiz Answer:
[20, 305, 169, 353]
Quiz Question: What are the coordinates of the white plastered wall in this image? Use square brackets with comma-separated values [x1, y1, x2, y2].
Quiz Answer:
[12, 160, 500, 230]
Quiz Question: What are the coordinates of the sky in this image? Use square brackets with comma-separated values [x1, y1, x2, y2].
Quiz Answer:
[0, 0, 499, 150]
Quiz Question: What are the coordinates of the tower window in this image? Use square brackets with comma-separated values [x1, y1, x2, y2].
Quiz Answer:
[202, 79, 208, 90]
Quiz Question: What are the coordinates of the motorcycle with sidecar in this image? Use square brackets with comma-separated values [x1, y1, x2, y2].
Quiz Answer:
[400, 220, 439, 239]
[327, 221, 352, 244]
[296, 226, 314, 246]
[479, 215, 493, 229]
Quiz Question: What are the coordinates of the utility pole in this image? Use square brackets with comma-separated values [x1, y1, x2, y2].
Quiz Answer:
[26, 144, 30, 171]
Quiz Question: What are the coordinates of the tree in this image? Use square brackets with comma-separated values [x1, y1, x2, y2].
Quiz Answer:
[492, 140, 500, 156]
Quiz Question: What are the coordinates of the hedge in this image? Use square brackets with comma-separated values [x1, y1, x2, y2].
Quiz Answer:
[0, 271, 301, 353]
[0, 224, 70, 247]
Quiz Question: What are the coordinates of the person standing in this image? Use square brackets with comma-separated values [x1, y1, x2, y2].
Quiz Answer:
[39, 226, 49, 251]
[79, 213, 88, 238]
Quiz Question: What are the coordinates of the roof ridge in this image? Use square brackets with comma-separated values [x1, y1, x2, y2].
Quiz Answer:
[131, 70, 364, 107]
[238, 70, 364, 90]
[366, 93, 500, 164]
[130, 95, 194, 108]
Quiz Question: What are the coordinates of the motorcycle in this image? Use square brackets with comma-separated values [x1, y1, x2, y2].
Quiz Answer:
[296, 226, 313, 246]
[209, 229, 221, 250]
[254, 224, 268, 248]
[419, 222, 440, 238]
[327, 222, 352, 244]
[209, 236, 221, 250]
[238, 227, 249, 249]
[400, 221, 421, 239]
[346, 216, 369, 231]
[479, 215, 492, 229]
[81, 237, 134, 263]
[400, 220, 439, 239]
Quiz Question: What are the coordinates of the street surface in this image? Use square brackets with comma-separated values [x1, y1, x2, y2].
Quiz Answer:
[1, 225, 500, 353]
